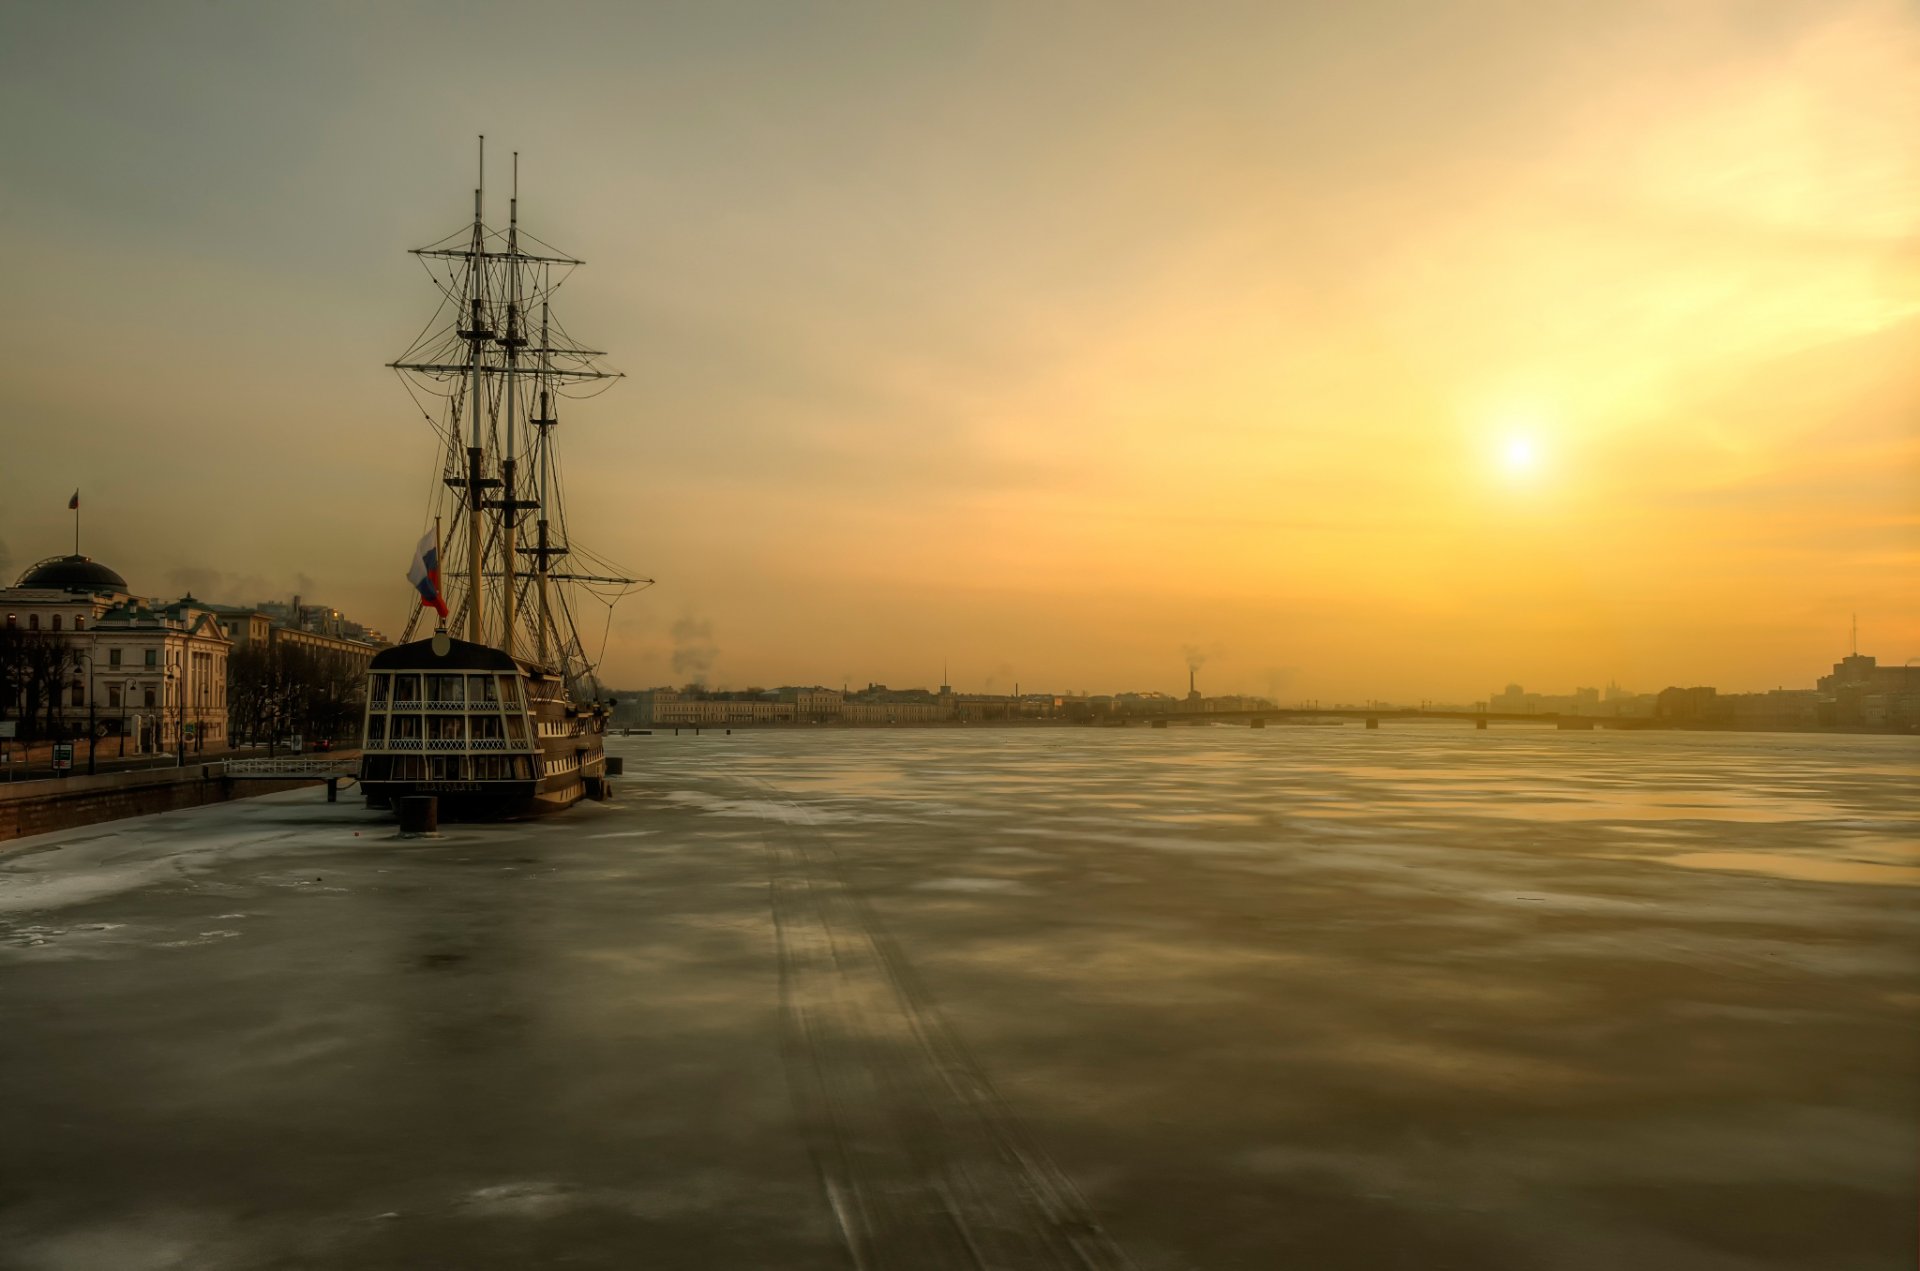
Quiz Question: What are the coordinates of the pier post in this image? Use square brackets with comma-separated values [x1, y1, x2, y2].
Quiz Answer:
[398, 796, 438, 837]
[1365, 717, 1379, 729]
[1475, 716, 1488, 730]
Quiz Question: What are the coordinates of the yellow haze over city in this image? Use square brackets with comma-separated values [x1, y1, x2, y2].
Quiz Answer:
[1, 1, 1915, 701]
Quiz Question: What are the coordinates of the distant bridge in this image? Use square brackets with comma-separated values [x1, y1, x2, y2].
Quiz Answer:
[1135, 708, 1659, 730]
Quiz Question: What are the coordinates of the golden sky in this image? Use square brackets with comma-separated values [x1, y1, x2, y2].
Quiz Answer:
[1, 1, 1915, 699]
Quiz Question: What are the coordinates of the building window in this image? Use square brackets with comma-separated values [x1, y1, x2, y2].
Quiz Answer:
[51, 615, 61, 631]
[28, 615, 38, 631]
[109, 647, 121, 667]
[109, 684, 123, 709]
[70, 681, 84, 707]
[144, 687, 156, 708]
[145, 649, 157, 667]
[73, 616, 85, 631]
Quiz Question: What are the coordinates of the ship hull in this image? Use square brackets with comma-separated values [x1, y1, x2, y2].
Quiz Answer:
[360, 772, 593, 820]
[359, 636, 611, 823]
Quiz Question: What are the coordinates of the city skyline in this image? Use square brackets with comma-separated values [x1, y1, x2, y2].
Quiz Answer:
[2, 1, 1916, 700]
[5, 533, 1903, 708]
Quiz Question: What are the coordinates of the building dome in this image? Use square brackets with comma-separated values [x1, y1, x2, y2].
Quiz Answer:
[15, 554, 129, 592]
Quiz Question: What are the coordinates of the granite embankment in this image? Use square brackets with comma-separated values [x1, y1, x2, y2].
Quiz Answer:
[0, 755, 357, 843]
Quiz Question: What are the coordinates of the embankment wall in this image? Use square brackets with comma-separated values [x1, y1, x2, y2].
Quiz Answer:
[0, 764, 339, 844]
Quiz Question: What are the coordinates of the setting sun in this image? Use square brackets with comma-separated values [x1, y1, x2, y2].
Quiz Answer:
[2, 6, 1918, 1270]
[1501, 434, 1541, 477]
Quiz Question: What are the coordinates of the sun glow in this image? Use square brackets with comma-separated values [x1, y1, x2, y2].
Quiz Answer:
[1501, 434, 1540, 476]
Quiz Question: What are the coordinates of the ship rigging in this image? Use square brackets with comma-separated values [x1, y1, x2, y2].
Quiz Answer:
[359, 139, 648, 819]
[388, 137, 649, 692]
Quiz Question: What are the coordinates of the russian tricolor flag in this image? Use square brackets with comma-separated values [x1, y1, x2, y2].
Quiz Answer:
[407, 529, 448, 619]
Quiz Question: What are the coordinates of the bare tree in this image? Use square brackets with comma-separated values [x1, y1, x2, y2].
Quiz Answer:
[228, 645, 272, 747]
[0, 625, 30, 734]
[6, 631, 81, 742]
[225, 642, 364, 752]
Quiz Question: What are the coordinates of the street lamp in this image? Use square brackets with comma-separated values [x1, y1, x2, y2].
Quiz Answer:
[166, 665, 184, 768]
[77, 641, 98, 775]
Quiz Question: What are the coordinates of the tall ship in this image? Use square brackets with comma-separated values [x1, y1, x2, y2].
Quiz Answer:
[360, 140, 648, 819]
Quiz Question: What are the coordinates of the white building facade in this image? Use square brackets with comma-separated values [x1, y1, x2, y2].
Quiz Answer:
[1, 555, 231, 753]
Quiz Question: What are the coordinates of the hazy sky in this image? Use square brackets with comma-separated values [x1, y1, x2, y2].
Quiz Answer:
[2, 1, 1915, 700]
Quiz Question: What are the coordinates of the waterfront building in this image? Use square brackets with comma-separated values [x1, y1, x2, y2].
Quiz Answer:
[0, 555, 132, 631]
[842, 697, 950, 724]
[1488, 683, 1540, 713]
[0, 555, 230, 751]
[1484, 682, 1647, 717]
[651, 697, 796, 726]
[1723, 689, 1823, 730]
[1654, 686, 1722, 723]
[1817, 652, 1920, 729]
[91, 596, 232, 751]
[781, 687, 845, 722]
[616, 688, 807, 727]
[951, 694, 1015, 722]
[211, 608, 275, 652]
[202, 600, 382, 678]
[843, 684, 954, 724]
[253, 597, 387, 648]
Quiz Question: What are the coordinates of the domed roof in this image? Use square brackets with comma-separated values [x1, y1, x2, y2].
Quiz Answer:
[16, 555, 129, 592]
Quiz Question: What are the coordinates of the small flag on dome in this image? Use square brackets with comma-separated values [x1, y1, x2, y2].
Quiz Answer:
[68, 490, 79, 510]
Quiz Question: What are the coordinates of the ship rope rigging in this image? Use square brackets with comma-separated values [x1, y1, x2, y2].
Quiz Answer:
[388, 137, 652, 696]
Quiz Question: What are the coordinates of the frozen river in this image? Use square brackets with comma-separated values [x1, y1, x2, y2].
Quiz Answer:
[2, 725, 1916, 1269]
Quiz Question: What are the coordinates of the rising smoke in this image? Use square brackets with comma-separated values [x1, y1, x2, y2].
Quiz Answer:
[1181, 642, 1224, 671]
[167, 565, 315, 606]
[670, 616, 719, 685]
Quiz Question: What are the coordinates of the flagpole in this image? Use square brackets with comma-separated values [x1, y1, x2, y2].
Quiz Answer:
[434, 516, 446, 633]
[72, 492, 79, 556]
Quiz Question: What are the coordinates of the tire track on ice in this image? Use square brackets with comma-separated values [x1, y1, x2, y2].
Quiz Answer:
[743, 775, 1133, 1271]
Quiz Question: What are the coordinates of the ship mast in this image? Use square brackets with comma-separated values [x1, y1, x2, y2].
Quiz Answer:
[499, 152, 523, 660]
[388, 144, 648, 669]
[458, 136, 491, 646]
[534, 296, 555, 667]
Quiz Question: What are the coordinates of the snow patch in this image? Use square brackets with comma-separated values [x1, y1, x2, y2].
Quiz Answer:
[914, 877, 1035, 895]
